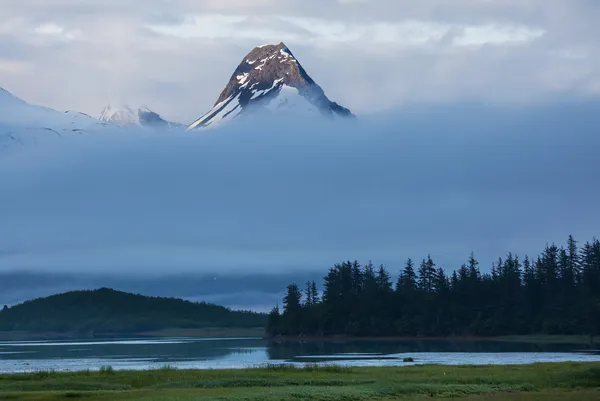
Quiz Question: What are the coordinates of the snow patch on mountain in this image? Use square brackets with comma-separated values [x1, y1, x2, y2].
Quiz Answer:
[265, 85, 317, 113]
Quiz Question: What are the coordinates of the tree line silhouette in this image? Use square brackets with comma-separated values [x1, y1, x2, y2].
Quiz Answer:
[266, 236, 600, 338]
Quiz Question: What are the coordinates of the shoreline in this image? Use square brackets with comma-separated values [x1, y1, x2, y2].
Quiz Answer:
[0, 327, 266, 342]
[264, 334, 595, 345]
[0, 330, 593, 346]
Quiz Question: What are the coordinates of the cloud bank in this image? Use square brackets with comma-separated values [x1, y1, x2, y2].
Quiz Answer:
[1, 102, 598, 277]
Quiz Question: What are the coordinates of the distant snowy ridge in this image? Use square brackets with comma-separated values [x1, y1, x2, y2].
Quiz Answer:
[99, 104, 182, 129]
[0, 87, 189, 151]
[188, 42, 355, 130]
[0, 87, 112, 149]
[99, 104, 141, 126]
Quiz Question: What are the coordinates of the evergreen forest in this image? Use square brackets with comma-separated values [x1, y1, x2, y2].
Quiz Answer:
[267, 236, 600, 338]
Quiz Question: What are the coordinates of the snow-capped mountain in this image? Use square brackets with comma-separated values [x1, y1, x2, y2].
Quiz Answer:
[0, 87, 110, 149]
[0, 87, 101, 128]
[99, 104, 181, 129]
[188, 42, 355, 130]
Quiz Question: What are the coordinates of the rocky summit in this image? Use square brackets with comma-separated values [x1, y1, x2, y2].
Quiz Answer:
[188, 42, 355, 130]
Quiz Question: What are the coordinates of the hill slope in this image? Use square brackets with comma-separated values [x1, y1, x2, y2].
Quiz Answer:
[0, 87, 110, 149]
[0, 288, 266, 334]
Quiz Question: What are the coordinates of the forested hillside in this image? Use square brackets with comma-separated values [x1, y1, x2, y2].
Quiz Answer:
[0, 288, 266, 334]
[267, 236, 600, 338]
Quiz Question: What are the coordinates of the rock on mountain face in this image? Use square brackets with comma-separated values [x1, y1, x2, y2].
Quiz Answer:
[99, 104, 180, 129]
[188, 42, 355, 130]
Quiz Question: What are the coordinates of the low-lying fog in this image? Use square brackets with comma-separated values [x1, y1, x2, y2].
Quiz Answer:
[1, 101, 599, 310]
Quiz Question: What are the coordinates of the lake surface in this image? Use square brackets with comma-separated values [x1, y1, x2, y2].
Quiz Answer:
[0, 337, 598, 373]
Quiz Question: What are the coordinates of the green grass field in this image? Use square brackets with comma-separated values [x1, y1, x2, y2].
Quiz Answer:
[0, 362, 597, 400]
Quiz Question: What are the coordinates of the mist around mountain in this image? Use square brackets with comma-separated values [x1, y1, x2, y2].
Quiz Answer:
[1, 98, 599, 312]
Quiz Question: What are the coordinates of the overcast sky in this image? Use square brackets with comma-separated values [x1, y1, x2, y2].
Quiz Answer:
[1, 0, 599, 123]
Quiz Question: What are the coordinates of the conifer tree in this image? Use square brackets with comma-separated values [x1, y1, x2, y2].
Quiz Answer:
[310, 281, 319, 305]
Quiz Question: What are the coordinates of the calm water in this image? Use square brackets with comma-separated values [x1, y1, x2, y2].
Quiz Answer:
[0, 337, 598, 373]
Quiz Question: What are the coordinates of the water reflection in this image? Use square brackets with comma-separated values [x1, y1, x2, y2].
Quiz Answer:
[0, 337, 597, 373]
[0, 338, 262, 364]
[266, 339, 594, 361]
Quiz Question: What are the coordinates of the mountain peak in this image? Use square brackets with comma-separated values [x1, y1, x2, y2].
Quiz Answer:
[212, 42, 313, 107]
[99, 103, 139, 126]
[188, 43, 354, 130]
[99, 104, 180, 129]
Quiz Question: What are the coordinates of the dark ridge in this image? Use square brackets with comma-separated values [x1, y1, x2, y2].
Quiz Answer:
[0, 288, 266, 334]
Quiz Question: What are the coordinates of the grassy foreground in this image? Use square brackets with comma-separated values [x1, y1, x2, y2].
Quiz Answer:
[0, 363, 598, 400]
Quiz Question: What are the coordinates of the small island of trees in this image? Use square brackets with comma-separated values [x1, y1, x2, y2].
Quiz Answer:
[0, 288, 266, 335]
